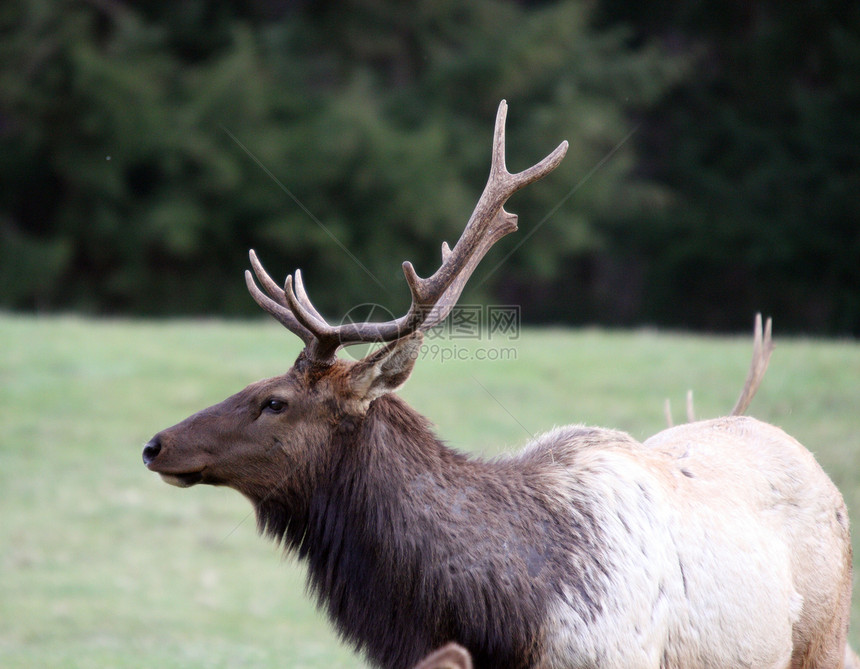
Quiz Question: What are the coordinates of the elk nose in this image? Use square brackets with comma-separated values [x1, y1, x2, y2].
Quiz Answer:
[142, 436, 162, 466]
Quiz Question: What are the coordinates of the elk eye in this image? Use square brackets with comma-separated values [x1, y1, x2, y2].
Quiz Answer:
[263, 399, 287, 413]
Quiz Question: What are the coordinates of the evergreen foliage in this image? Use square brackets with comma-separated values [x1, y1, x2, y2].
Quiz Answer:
[0, 0, 682, 319]
[598, 0, 860, 334]
[1, 0, 856, 334]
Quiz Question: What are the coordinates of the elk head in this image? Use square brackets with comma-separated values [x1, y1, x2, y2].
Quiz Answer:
[142, 100, 567, 507]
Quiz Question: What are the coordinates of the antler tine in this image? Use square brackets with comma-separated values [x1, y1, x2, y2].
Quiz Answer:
[686, 389, 695, 423]
[290, 269, 328, 326]
[246, 101, 568, 361]
[489, 98, 510, 181]
[249, 250, 287, 304]
[731, 313, 775, 416]
[280, 273, 350, 360]
[246, 252, 316, 347]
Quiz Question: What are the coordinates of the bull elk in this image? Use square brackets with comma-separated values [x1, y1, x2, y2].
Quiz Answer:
[143, 101, 854, 668]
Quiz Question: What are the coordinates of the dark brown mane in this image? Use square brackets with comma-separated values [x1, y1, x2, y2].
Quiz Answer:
[255, 394, 605, 669]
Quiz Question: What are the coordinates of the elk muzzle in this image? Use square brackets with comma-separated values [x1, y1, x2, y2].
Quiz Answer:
[142, 433, 205, 488]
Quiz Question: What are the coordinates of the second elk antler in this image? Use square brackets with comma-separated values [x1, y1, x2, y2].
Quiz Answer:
[731, 313, 774, 416]
[245, 100, 568, 362]
[665, 313, 775, 427]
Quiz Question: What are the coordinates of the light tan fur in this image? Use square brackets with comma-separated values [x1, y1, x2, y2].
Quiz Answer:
[656, 315, 854, 668]
[413, 644, 473, 669]
[645, 418, 852, 669]
[522, 418, 851, 668]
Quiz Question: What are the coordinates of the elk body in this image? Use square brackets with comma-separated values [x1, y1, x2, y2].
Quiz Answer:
[143, 102, 853, 669]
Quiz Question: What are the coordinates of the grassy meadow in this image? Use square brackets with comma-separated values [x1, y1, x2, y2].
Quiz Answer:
[1, 313, 859, 667]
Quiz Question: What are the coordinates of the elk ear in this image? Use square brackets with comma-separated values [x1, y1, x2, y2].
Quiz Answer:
[347, 333, 423, 403]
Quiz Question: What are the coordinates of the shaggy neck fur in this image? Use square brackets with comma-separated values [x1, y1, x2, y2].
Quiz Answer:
[253, 394, 606, 669]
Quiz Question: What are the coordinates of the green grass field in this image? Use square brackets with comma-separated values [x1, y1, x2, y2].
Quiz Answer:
[2, 314, 859, 667]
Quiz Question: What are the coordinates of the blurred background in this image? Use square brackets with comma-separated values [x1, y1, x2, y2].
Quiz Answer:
[1, 0, 858, 335]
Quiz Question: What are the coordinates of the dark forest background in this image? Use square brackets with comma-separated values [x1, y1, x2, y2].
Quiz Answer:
[1, 0, 858, 335]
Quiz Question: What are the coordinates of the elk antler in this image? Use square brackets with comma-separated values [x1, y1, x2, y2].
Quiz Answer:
[663, 314, 773, 427]
[246, 100, 568, 362]
[731, 313, 774, 416]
